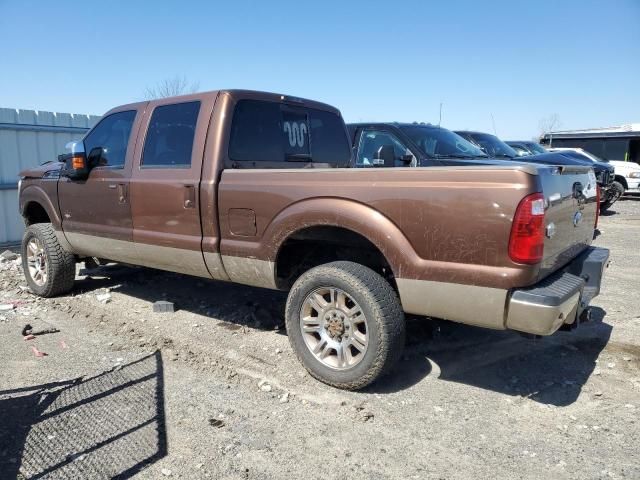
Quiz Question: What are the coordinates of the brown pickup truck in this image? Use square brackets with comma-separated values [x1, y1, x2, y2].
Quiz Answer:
[18, 90, 609, 389]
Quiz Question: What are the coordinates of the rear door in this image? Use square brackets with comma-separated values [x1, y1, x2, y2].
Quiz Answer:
[129, 95, 217, 277]
[58, 106, 145, 262]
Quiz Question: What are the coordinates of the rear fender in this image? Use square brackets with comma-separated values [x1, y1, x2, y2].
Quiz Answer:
[266, 198, 415, 278]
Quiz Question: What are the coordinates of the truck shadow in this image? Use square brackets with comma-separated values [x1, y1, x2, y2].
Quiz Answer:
[72, 265, 610, 406]
[76, 264, 288, 332]
[370, 308, 611, 406]
[0, 351, 166, 479]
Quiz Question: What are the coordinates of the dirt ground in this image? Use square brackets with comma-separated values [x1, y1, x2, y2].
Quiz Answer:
[1, 197, 639, 480]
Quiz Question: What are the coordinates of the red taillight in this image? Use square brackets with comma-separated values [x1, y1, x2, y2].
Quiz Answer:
[595, 186, 601, 229]
[509, 192, 545, 264]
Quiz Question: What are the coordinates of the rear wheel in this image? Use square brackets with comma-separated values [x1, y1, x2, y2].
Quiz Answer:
[21, 223, 75, 297]
[601, 181, 624, 211]
[285, 261, 405, 390]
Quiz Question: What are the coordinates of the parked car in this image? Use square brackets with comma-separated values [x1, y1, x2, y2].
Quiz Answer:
[456, 130, 617, 211]
[18, 93, 608, 390]
[548, 147, 640, 199]
[506, 141, 548, 156]
[454, 130, 520, 159]
[347, 122, 494, 167]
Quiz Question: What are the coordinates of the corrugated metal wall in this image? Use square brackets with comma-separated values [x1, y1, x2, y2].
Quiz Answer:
[0, 108, 100, 245]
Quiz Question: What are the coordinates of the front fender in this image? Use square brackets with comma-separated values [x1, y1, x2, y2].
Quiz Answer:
[19, 182, 72, 250]
[20, 183, 61, 227]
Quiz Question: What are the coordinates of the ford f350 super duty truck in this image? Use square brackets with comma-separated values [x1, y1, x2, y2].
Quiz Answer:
[18, 90, 609, 389]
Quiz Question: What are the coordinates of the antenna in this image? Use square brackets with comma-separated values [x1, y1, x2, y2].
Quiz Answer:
[438, 102, 443, 128]
[490, 113, 497, 135]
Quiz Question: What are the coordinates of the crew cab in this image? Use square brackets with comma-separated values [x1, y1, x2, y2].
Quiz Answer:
[18, 92, 609, 390]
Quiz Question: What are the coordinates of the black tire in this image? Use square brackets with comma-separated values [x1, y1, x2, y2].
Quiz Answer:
[601, 181, 624, 211]
[21, 223, 75, 297]
[285, 261, 405, 390]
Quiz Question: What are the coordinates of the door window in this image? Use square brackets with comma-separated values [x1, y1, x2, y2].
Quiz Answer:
[142, 101, 200, 168]
[356, 130, 411, 166]
[83, 110, 136, 168]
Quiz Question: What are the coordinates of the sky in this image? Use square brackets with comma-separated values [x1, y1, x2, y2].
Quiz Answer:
[0, 0, 639, 139]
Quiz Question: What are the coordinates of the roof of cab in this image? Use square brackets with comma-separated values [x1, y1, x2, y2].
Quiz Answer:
[104, 89, 342, 117]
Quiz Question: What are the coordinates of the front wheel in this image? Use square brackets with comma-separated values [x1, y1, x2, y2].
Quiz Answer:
[601, 181, 624, 211]
[21, 223, 76, 297]
[285, 261, 405, 390]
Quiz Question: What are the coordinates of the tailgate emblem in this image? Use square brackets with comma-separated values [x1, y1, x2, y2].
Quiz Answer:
[573, 211, 583, 227]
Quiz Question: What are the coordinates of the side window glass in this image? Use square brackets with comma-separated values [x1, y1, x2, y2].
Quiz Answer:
[142, 101, 200, 168]
[83, 110, 136, 168]
[356, 131, 410, 166]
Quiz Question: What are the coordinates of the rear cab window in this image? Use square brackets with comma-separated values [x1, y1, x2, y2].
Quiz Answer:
[228, 100, 351, 168]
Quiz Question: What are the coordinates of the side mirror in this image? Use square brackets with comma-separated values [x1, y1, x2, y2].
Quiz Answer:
[87, 147, 106, 168]
[60, 151, 89, 180]
[373, 145, 396, 167]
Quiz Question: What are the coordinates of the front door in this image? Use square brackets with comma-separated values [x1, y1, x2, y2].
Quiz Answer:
[129, 95, 216, 277]
[58, 107, 144, 263]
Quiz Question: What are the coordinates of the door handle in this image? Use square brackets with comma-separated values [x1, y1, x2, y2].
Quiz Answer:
[117, 184, 127, 204]
[184, 185, 195, 209]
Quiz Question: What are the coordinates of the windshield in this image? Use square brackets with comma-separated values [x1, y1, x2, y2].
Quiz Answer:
[467, 133, 517, 158]
[525, 142, 547, 155]
[400, 126, 487, 158]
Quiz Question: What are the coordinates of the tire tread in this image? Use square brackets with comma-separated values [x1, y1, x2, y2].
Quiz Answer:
[286, 261, 405, 390]
[22, 223, 75, 297]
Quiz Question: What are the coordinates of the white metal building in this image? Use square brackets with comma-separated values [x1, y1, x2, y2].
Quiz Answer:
[0, 108, 100, 245]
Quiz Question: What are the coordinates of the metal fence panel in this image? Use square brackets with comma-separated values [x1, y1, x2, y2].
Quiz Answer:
[0, 108, 100, 245]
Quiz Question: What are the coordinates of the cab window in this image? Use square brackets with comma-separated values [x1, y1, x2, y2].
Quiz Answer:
[142, 101, 200, 168]
[228, 100, 351, 167]
[83, 110, 136, 168]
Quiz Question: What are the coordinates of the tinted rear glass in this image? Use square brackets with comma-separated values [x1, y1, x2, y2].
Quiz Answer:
[229, 100, 350, 165]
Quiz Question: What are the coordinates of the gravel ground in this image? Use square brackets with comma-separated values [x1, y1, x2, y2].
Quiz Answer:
[1, 197, 639, 480]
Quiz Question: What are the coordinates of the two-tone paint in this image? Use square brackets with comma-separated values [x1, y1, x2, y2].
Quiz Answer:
[19, 90, 602, 335]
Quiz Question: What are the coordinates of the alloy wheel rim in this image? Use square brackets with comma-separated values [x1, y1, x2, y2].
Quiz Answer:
[26, 238, 47, 286]
[299, 287, 368, 370]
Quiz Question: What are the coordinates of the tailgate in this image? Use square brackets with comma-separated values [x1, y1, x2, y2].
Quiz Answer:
[537, 165, 598, 279]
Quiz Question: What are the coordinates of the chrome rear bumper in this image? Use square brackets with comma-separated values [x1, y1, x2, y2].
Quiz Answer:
[505, 247, 610, 335]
